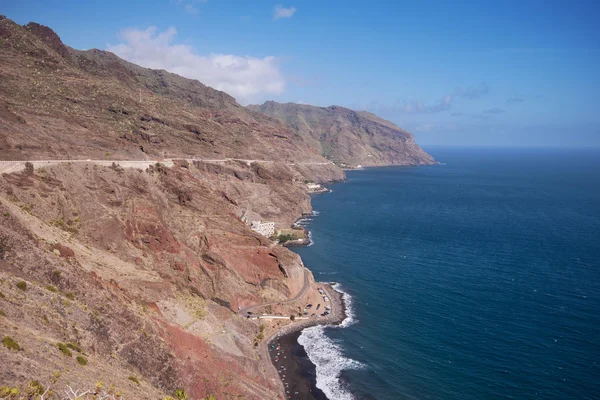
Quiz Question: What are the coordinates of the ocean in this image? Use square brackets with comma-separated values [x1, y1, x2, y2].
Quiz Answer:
[292, 147, 600, 400]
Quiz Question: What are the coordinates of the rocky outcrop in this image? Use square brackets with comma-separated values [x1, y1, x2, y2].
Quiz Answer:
[248, 101, 434, 167]
[0, 160, 314, 399]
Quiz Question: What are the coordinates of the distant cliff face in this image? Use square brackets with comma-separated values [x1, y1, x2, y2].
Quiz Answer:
[248, 101, 434, 167]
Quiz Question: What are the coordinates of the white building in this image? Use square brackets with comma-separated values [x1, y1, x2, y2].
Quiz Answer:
[250, 221, 275, 237]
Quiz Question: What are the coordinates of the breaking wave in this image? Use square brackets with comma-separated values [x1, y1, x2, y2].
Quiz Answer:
[298, 325, 362, 400]
[297, 283, 360, 399]
[294, 217, 312, 228]
[332, 283, 357, 328]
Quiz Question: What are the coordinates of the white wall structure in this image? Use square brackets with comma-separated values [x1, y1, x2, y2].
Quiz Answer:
[250, 221, 275, 237]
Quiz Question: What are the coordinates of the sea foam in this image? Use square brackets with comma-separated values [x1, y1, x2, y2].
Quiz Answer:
[297, 283, 360, 399]
[332, 283, 357, 327]
[307, 230, 314, 246]
[298, 325, 362, 400]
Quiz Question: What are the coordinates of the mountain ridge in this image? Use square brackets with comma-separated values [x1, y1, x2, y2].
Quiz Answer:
[0, 16, 331, 166]
[0, 16, 429, 400]
[248, 100, 434, 167]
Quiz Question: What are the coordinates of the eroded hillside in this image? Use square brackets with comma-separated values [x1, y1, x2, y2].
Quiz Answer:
[0, 160, 322, 399]
[0, 16, 330, 164]
[248, 101, 434, 167]
[0, 14, 431, 400]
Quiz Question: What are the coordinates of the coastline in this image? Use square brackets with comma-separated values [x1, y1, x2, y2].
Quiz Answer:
[266, 186, 349, 399]
[266, 283, 348, 400]
[285, 212, 319, 247]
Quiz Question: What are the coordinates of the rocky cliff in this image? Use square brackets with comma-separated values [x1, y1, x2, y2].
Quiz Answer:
[0, 16, 346, 399]
[0, 15, 426, 400]
[0, 159, 321, 399]
[248, 101, 434, 167]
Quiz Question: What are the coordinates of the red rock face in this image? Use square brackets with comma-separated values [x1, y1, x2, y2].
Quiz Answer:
[216, 246, 282, 286]
[159, 322, 278, 400]
[0, 161, 310, 398]
[51, 242, 75, 258]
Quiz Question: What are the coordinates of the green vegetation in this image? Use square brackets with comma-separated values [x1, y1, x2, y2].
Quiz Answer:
[16, 281, 27, 291]
[0, 310, 6, 317]
[0, 235, 10, 259]
[50, 270, 61, 284]
[26, 380, 45, 396]
[174, 389, 188, 400]
[276, 233, 295, 243]
[51, 371, 61, 384]
[46, 285, 58, 292]
[128, 376, 140, 385]
[0, 386, 20, 398]
[24, 161, 34, 175]
[57, 342, 72, 357]
[65, 292, 75, 300]
[2, 336, 20, 351]
[290, 314, 296, 321]
[205, 395, 217, 400]
[52, 218, 79, 234]
[66, 342, 83, 353]
[76, 356, 88, 366]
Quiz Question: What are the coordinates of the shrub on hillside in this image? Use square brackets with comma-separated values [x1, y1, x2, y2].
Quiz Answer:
[57, 342, 72, 357]
[2, 336, 20, 351]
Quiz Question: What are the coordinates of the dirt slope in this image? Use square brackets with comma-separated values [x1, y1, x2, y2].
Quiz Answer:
[0, 16, 329, 165]
[0, 160, 321, 399]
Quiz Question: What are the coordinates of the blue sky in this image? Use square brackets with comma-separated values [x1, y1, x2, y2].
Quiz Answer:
[4, 0, 600, 146]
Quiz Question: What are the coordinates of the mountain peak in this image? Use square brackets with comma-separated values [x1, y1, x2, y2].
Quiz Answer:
[24, 21, 70, 58]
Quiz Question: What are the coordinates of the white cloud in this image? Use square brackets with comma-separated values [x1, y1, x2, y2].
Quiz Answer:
[362, 83, 491, 115]
[176, 0, 206, 14]
[106, 26, 286, 104]
[184, 4, 199, 14]
[274, 5, 297, 20]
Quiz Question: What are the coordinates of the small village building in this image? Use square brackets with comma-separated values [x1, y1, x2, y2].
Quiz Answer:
[250, 221, 275, 237]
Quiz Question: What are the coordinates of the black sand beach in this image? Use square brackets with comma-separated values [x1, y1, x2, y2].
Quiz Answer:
[266, 284, 347, 400]
[269, 330, 328, 400]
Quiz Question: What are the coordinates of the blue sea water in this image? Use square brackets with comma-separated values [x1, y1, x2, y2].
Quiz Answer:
[293, 148, 600, 400]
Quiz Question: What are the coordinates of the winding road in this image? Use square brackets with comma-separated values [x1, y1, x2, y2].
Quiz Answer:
[0, 158, 334, 174]
[237, 267, 311, 317]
